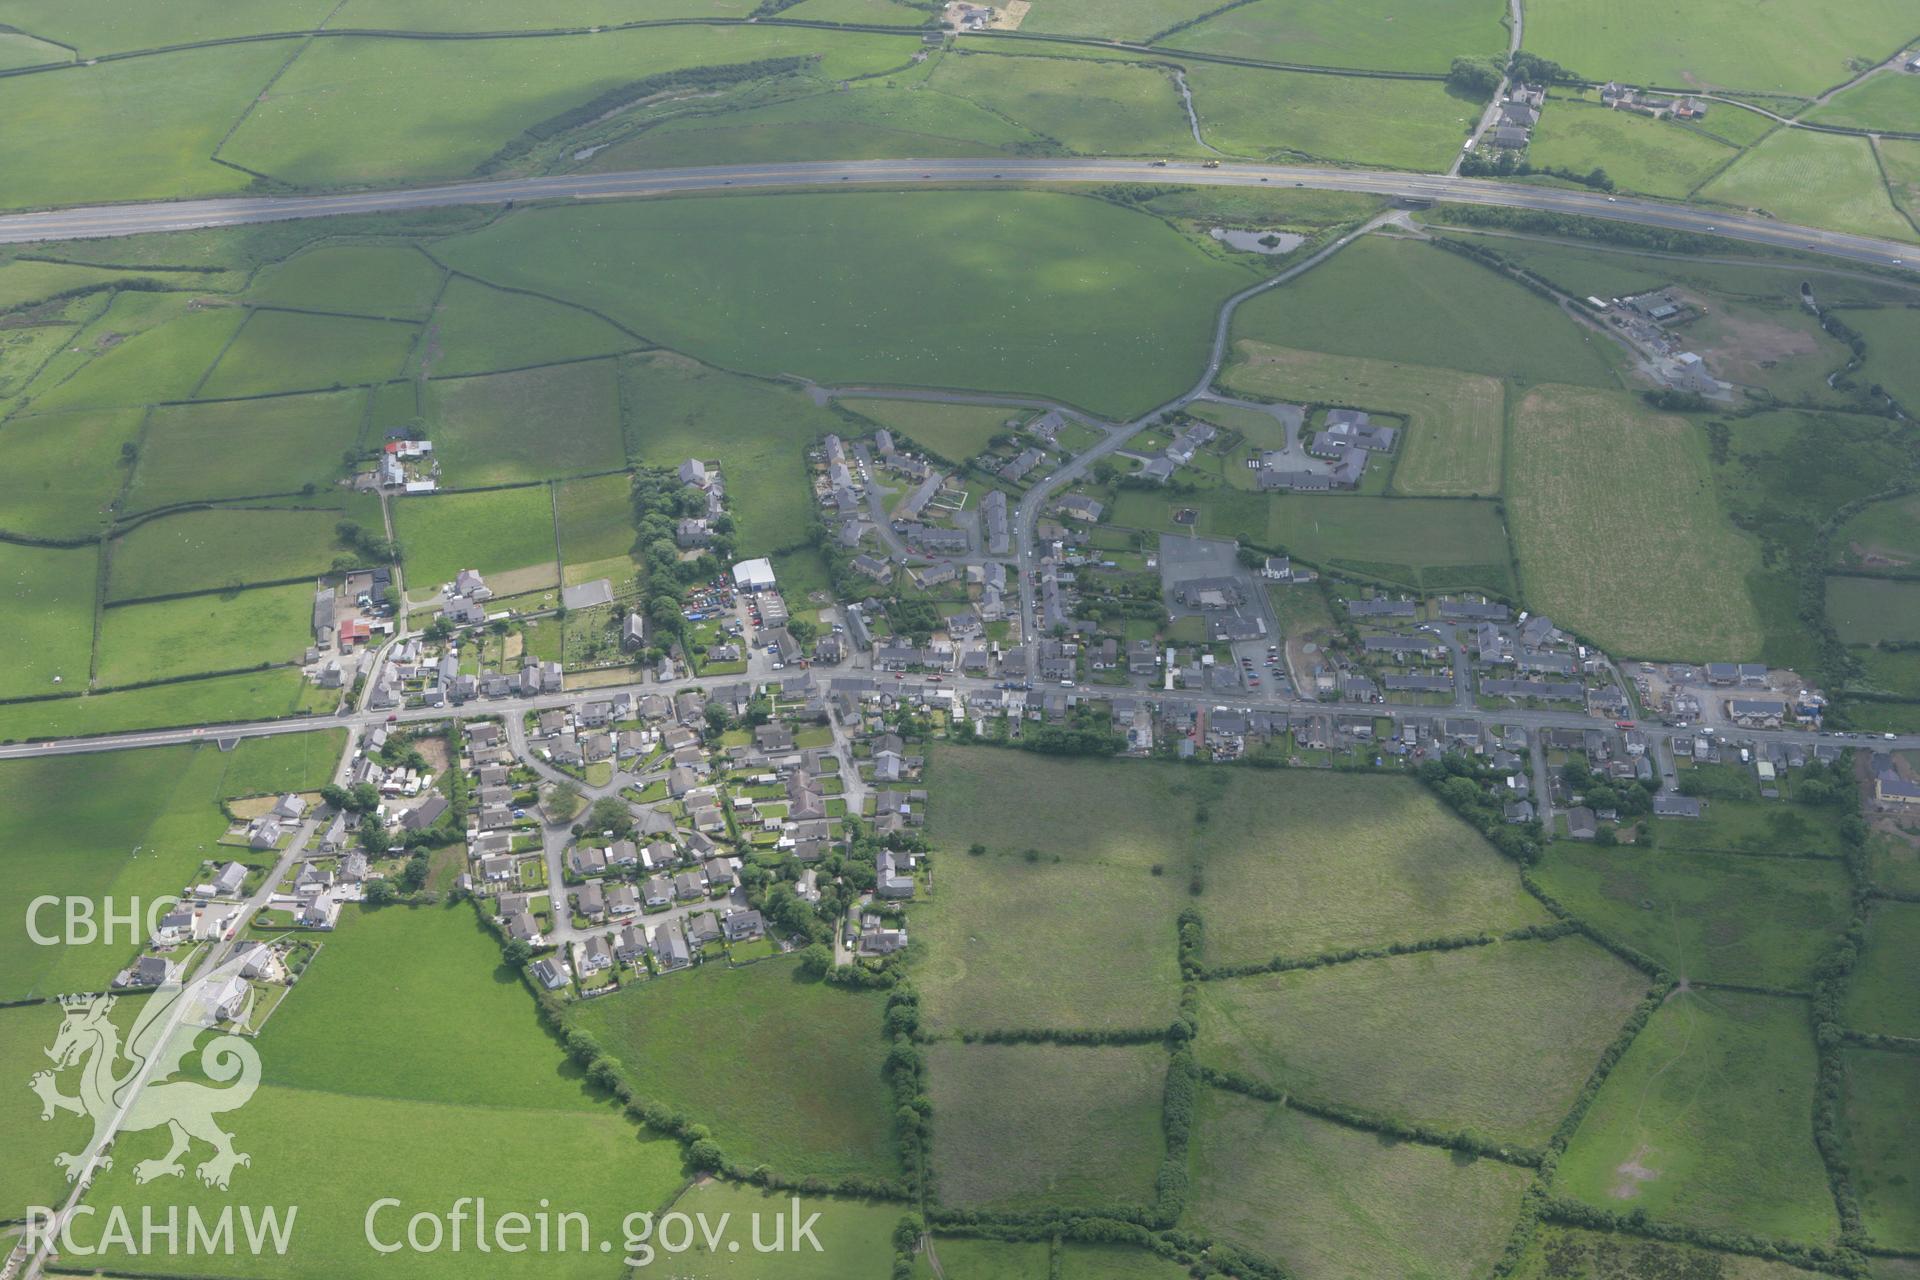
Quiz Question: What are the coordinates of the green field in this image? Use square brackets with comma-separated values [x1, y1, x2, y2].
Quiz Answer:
[219, 27, 921, 188]
[570, 958, 899, 1181]
[1649, 796, 1853, 859]
[925, 51, 1195, 157]
[0, 43, 294, 209]
[425, 359, 626, 486]
[1698, 129, 1918, 242]
[1834, 490, 1920, 569]
[246, 244, 445, 321]
[0, 670, 332, 743]
[1840, 1048, 1920, 1251]
[1019, 0, 1223, 41]
[1533, 842, 1853, 989]
[436, 191, 1252, 419]
[421, 275, 640, 379]
[1885, 139, 1920, 227]
[1188, 1088, 1532, 1280]
[926, 1042, 1167, 1210]
[1844, 306, 1920, 419]
[1509, 384, 1764, 660]
[648, 1182, 902, 1279]
[107, 498, 384, 599]
[1233, 235, 1620, 387]
[1524, 101, 1742, 200]
[391, 485, 560, 594]
[1522, 0, 1919, 96]
[1188, 63, 1478, 171]
[555, 471, 639, 579]
[1828, 575, 1920, 645]
[1557, 990, 1837, 1243]
[1163, 0, 1505, 72]
[0, 0, 334, 54]
[128, 389, 366, 511]
[842, 397, 1027, 464]
[3, 541, 99, 700]
[95, 582, 316, 685]
[1841, 901, 1920, 1038]
[0, 407, 144, 539]
[30, 304, 245, 413]
[1509, 1226, 1838, 1280]
[1805, 69, 1920, 133]
[1196, 938, 1648, 1147]
[75, 903, 689, 1280]
[200, 309, 418, 399]
[2, 1000, 146, 1223]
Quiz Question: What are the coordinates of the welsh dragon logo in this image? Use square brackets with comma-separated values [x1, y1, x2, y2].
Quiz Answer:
[31, 954, 262, 1190]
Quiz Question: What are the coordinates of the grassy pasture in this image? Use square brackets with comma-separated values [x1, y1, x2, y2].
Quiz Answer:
[1019, 0, 1222, 41]
[220, 28, 922, 187]
[1162, 0, 1505, 72]
[1884, 139, 1920, 227]
[841, 397, 1023, 463]
[650, 1182, 902, 1280]
[1508, 384, 1764, 660]
[1841, 901, 1920, 1038]
[436, 191, 1251, 420]
[1809, 70, 1920, 133]
[1195, 938, 1649, 1147]
[1532, 842, 1852, 990]
[1834, 491, 1920, 569]
[2, 541, 98, 700]
[1524, 101, 1741, 199]
[95, 582, 315, 685]
[199, 309, 417, 398]
[1510, 1226, 1838, 1280]
[425, 359, 626, 487]
[1521, 0, 1919, 97]
[569, 958, 899, 1181]
[1188, 1088, 1532, 1280]
[335, 0, 758, 27]
[555, 471, 638, 576]
[0, 0, 333, 55]
[0, 322, 76, 407]
[620, 352, 876, 556]
[390, 485, 559, 593]
[107, 497, 384, 599]
[0, 670, 330, 742]
[1698, 129, 1918, 242]
[1649, 796, 1853, 859]
[0, 30, 68, 68]
[1211, 343, 1506, 498]
[1844, 306, 1920, 420]
[1188, 64, 1478, 171]
[1828, 576, 1920, 645]
[1556, 990, 1837, 1243]
[0, 44, 292, 209]
[1232, 235, 1619, 387]
[0, 261, 154, 312]
[128, 389, 365, 511]
[29, 304, 245, 413]
[925, 51, 1195, 157]
[1840, 1048, 1920, 1251]
[245, 245, 445, 320]
[925, 1042, 1167, 1210]
[0, 408, 142, 539]
[421, 275, 639, 379]
[914, 1238, 1049, 1279]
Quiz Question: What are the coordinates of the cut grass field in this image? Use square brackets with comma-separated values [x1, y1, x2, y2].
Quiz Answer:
[926, 1042, 1167, 1210]
[1697, 129, 1918, 242]
[842, 396, 1025, 464]
[925, 50, 1196, 157]
[219, 27, 922, 188]
[198, 309, 418, 399]
[1188, 1088, 1532, 1280]
[436, 191, 1252, 420]
[391, 484, 559, 593]
[1532, 841, 1853, 990]
[106, 497, 384, 599]
[2, 541, 98, 700]
[1840, 901, 1920, 1038]
[569, 957, 899, 1181]
[1195, 938, 1649, 1148]
[1211, 342, 1506, 497]
[1232, 235, 1619, 388]
[0, 669, 331, 743]
[1188, 63, 1479, 171]
[128, 389, 366, 511]
[1521, 0, 1920, 97]
[0, 407, 144, 539]
[1556, 990, 1838, 1244]
[245, 244, 445, 321]
[1827, 575, 1920, 645]
[421, 275, 640, 379]
[95, 581, 316, 685]
[1508, 384, 1764, 660]
[79, 903, 688, 1280]
[1523, 101, 1742, 200]
[1840, 1048, 1920, 1252]
[425, 359, 626, 486]
[1161, 0, 1505, 72]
